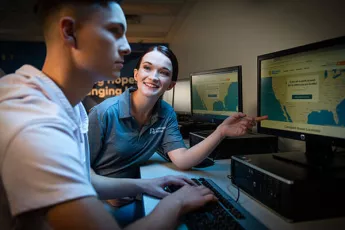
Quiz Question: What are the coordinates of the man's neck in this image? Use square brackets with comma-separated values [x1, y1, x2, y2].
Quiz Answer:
[42, 55, 95, 107]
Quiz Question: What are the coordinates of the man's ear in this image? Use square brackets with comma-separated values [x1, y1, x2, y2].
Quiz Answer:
[60, 17, 77, 48]
[167, 81, 176, 90]
[133, 69, 138, 81]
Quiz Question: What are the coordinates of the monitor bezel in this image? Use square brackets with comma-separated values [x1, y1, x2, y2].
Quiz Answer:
[257, 36, 345, 148]
[173, 79, 191, 114]
[190, 66, 243, 124]
[162, 86, 174, 108]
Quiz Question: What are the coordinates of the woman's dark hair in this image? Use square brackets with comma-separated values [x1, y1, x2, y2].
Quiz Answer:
[135, 46, 179, 81]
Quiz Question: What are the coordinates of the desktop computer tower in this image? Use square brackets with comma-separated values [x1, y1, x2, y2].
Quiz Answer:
[176, 113, 218, 139]
[231, 153, 345, 222]
[189, 131, 278, 159]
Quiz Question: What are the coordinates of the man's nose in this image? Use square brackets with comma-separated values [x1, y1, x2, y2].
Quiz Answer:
[119, 36, 131, 56]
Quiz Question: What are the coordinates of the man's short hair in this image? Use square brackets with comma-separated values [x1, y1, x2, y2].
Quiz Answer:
[34, 0, 123, 36]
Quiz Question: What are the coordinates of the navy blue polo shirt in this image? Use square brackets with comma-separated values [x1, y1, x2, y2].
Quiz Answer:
[88, 88, 186, 178]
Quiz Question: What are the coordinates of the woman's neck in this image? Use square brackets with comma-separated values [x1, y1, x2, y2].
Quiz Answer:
[131, 90, 159, 126]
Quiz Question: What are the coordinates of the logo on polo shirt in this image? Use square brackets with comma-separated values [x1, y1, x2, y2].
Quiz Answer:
[150, 127, 166, 135]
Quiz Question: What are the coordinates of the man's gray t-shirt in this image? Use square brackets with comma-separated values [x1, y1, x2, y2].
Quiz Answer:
[0, 65, 96, 229]
[88, 88, 186, 178]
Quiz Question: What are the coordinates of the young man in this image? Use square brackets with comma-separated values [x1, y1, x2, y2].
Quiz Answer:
[0, 1, 216, 229]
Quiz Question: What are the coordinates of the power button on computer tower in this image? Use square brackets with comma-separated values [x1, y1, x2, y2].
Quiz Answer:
[300, 134, 305, 140]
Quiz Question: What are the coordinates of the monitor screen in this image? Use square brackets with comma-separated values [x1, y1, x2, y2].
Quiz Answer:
[191, 66, 242, 123]
[258, 36, 345, 168]
[173, 79, 191, 114]
[259, 37, 345, 140]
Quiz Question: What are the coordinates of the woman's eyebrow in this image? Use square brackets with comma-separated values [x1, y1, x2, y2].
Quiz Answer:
[142, 61, 172, 72]
[161, 67, 172, 72]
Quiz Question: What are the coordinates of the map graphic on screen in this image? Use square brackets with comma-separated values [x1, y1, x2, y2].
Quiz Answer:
[260, 46, 345, 138]
[192, 71, 239, 117]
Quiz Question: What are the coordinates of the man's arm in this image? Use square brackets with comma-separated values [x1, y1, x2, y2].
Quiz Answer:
[91, 169, 196, 199]
[18, 184, 215, 230]
[126, 184, 216, 230]
[125, 194, 182, 230]
[46, 197, 121, 230]
[17, 196, 172, 230]
[46, 197, 180, 230]
[169, 113, 265, 170]
[90, 169, 145, 199]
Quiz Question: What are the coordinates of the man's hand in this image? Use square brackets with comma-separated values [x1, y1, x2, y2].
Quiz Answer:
[165, 184, 218, 215]
[142, 175, 197, 198]
[140, 184, 217, 229]
[217, 112, 268, 137]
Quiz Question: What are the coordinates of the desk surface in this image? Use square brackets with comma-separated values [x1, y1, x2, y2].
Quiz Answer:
[140, 153, 345, 230]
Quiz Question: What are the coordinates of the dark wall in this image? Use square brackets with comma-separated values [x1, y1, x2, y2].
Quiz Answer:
[0, 41, 46, 74]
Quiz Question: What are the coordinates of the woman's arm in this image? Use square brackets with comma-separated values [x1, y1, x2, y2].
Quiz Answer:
[168, 113, 263, 170]
[167, 127, 223, 170]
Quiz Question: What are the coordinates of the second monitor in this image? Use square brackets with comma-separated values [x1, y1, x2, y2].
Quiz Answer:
[173, 79, 191, 114]
[189, 65, 278, 160]
[191, 66, 243, 125]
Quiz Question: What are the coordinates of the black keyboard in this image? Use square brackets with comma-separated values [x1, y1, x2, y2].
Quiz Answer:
[180, 178, 268, 230]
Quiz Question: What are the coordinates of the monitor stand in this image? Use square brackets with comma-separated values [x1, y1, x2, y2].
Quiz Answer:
[273, 140, 345, 171]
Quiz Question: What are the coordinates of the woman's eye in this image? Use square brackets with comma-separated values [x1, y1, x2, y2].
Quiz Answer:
[160, 71, 170, 77]
[143, 66, 151, 70]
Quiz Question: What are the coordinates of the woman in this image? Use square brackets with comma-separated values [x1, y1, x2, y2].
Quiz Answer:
[88, 45, 265, 180]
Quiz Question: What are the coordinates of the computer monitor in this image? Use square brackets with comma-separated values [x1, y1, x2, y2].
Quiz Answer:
[190, 66, 243, 124]
[258, 36, 345, 169]
[173, 79, 191, 114]
[162, 88, 174, 107]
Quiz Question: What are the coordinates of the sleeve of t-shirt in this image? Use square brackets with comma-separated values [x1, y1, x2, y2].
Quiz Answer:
[2, 121, 97, 217]
[160, 110, 186, 154]
[88, 106, 105, 167]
